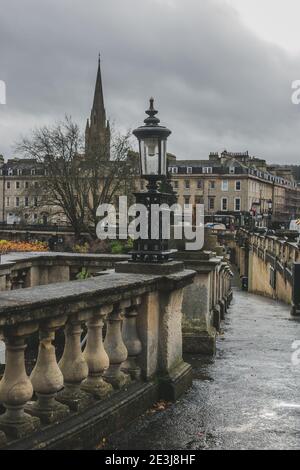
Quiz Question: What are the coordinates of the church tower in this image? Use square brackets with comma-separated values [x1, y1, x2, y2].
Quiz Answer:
[85, 55, 110, 160]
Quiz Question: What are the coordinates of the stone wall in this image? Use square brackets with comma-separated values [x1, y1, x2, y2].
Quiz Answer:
[235, 229, 298, 311]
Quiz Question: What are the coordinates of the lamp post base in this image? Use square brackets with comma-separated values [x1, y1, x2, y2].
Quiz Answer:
[115, 260, 184, 275]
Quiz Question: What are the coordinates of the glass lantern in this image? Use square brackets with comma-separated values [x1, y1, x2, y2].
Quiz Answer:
[133, 98, 171, 182]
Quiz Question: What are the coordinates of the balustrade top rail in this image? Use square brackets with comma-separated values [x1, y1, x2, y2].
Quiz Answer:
[236, 228, 300, 266]
[0, 270, 195, 327]
[1, 251, 129, 265]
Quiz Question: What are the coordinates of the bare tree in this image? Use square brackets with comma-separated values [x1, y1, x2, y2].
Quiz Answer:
[16, 116, 138, 239]
[84, 125, 137, 234]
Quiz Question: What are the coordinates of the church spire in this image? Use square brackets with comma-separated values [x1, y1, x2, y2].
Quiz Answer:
[91, 53, 106, 126]
[85, 55, 111, 160]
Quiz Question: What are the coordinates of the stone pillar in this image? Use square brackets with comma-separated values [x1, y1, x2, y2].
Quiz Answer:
[58, 312, 93, 411]
[81, 305, 113, 399]
[26, 318, 69, 424]
[122, 297, 142, 379]
[0, 324, 40, 438]
[158, 287, 193, 401]
[104, 300, 131, 389]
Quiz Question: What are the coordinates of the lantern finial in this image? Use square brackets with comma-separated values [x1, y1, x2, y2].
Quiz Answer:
[144, 98, 160, 125]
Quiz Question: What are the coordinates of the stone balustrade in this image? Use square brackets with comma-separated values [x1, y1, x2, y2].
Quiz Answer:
[234, 229, 300, 313]
[176, 250, 233, 355]
[0, 252, 129, 292]
[0, 266, 195, 449]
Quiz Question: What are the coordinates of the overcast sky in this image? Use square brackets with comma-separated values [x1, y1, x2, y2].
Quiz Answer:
[1, 0, 300, 163]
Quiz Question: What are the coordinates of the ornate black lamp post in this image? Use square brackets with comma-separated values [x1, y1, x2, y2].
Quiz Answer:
[131, 98, 174, 263]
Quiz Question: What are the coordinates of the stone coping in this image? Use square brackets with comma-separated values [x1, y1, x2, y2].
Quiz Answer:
[0, 252, 130, 274]
[0, 269, 195, 326]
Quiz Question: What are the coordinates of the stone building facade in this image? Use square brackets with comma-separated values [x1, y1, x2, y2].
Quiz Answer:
[168, 151, 300, 225]
[0, 157, 66, 224]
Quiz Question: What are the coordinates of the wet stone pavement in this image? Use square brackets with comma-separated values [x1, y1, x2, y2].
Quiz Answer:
[107, 288, 300, 450]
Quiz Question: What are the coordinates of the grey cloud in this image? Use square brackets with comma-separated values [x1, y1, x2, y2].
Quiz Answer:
[0, 0, 300, 162]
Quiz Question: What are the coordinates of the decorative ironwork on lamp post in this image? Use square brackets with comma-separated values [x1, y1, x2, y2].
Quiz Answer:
[131, 98, 175, 263]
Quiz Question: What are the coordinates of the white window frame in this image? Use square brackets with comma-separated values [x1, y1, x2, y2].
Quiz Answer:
[221, 197, 228, 211]
[234, 197, 241, 212]
[203, 167, 213, 174]
[187, 167, 193, 174]
[222, 180, 229, 191]
[209, 197, 215, 210]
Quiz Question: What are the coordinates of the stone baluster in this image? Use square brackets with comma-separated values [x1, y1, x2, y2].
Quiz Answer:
[5, 274, 12, 291]
[104, 300, 131, 389]
[57, 312, 93, 411]
[0, 324, 40, 438]
[81, 306, 113, 399]
[25, 317, 69, 424]
[122, 297, 142, 379]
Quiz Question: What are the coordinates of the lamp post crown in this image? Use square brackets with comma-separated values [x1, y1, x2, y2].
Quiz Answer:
[144, 97, 160, 126]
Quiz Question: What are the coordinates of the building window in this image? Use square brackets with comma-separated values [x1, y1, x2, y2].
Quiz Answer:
[209, 197, 215, 210]
[31, 169, 36, 176]
[174, 181, 179, 189]
[33, 214, 38, 221]
[185, 180, 190, 189]
[25, 181, 29, 189]
[169, 167, 178, 174]
[197, 180, 202, 189]
[16, 181, 20, 189]
[187, 167, 193, 174]
[25, 197, 29, 207]
[34, 197, 38, 207]
[210, 180, 216, 190]
[17, 169, 22, 176]
[229, 166, 235, 174]
[6, 197, 9, 207]
[222, 180, 228, 191]
[184, 196, 190, 205]
[8, 169, 13, 176]
[203, 167, 213, 174]
[15, 197, 20, 208]
[221, 197, 228, 211]
[6, 181, 10, 189]
[235, 181, 241, 191]
[235, 198, 241, 212]
[195, 196, 204, 205]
